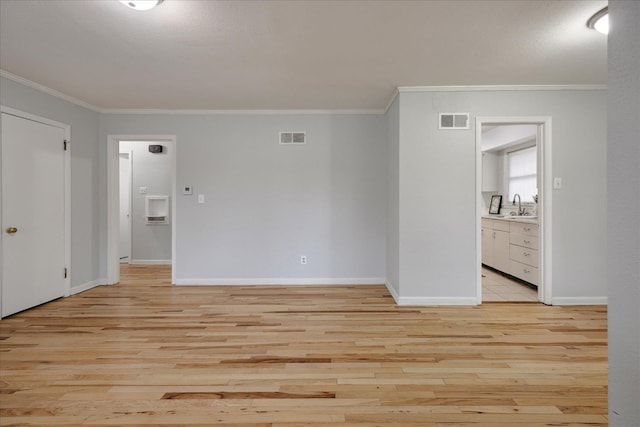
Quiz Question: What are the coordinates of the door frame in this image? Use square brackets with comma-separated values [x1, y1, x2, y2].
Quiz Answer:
[475, 116, 552, 305]
[0, 106, 71, 312]
[118, 151, 133, 264]
[106, 135, 176, 285]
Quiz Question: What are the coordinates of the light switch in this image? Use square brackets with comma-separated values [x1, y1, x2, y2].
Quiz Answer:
[553, 177, 562, 189]
[198, 194, 205, 204]
[139, 187, 148, 194]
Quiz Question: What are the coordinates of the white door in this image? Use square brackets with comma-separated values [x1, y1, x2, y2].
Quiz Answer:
[1, 112, 66, 317]
[119, 153, 131, 263]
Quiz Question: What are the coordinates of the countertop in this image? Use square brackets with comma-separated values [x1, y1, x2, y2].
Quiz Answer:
[482, 214, 538, 224]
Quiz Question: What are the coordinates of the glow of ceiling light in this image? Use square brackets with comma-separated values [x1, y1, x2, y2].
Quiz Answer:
[119, 0, 163, 11]
[587, 7, 609, 35]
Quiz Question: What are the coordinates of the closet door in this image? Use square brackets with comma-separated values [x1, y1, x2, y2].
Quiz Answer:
[1, 112, 66, 317]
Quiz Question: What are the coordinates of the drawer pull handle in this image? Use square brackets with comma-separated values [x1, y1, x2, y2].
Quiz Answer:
[524, 252, 530, 256]
[524, 240, 530, 244]
[524, 269, 531, 274]
[524, 227, 531, 232]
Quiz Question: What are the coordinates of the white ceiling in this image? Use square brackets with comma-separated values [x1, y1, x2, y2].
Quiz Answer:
[0, 0, 607, 110]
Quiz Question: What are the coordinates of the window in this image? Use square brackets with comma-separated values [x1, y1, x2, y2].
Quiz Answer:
[507, 146, 537, 203]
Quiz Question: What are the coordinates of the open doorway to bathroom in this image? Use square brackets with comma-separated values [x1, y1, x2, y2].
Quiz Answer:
[107, 135, 177, 286]
[476, 118, 552, 304]
[118, 140, 173, 270]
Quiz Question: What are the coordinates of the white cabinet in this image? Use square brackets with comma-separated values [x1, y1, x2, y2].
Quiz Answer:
[481, 226, 494, 266]
[481, 218, 510, 272]
[483, 217, 540, 287]
[481, 152, 499, 192]
[509, 221, 539, 286]
[494, 229, 510, 272]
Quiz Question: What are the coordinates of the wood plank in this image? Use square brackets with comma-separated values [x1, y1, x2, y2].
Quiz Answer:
[0, 264, 608, 425]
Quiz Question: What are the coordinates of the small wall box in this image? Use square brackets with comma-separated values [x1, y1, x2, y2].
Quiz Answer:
[145, 195, 169, 224]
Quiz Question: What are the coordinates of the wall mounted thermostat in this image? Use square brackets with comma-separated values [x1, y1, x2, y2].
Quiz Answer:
[148, 144, 163, 154]
[183, 186, 193, 195]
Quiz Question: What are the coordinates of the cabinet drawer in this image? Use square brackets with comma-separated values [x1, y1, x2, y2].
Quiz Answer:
[493, 220, 510, 232]
[510, 244, 539, 267]
[482, 218, 494, 229]
[510, 260, 539, 286]
[510, 221, 538, 236]
[510, 232, 539, 250]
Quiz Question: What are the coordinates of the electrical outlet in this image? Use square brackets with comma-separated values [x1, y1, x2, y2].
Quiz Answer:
[139, 186, 148, 194]
[300, 256, 307, 265]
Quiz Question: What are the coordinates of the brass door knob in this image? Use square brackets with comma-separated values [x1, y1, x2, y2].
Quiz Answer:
[6, 227, 18, 234]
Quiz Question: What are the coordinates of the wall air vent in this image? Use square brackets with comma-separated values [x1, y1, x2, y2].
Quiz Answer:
[280, 131, 307, 145]
[439, 113, 470, 130]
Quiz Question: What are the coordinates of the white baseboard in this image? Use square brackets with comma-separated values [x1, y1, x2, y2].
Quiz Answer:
[175, 277, 385, 286]
[551, 296, 608, 306]
[70, 278, 105, 295]
[130, 259, 172, 265]
[384, 280, 400, 304]
[385, 280, 477, 306]
[396, 296, 479, 306]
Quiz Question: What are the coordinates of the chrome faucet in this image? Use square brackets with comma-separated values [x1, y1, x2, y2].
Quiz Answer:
[512, 193, 524, 215]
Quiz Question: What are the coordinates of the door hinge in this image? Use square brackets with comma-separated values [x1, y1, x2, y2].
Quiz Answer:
[64, 139, 69, 151]
[64, 268, 68, 279]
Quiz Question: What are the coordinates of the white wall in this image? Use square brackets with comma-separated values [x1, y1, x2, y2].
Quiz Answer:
[607, 1, 640, 425]
[386, 96, 400, 296]
[0, 76, 102, 290]
[396, 89, 607, 303]
[100, 113, 387, 283]
[119, 141, 173, 262]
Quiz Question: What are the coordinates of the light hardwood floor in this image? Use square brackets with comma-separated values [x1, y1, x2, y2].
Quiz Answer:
[0, 265, 608, 426]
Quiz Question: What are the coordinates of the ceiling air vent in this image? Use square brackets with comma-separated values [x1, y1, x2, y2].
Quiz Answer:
[279, 131, 307, 145]
[439, 113, 470, 130]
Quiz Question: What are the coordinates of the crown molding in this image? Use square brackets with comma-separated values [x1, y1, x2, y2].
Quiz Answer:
[100, 108, 385, 115]
[1, 69, 101, 112]
[398, 84, 607, 92]
[1, 70, 607, 116]
[383, 88, 399, 114]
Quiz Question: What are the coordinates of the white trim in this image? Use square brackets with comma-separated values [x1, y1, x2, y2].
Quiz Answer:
[2, 70, 606, 115]
[70, 279, 104, 295]
[399, 84, 607, 93]
[130, 259, 172, 265]
[384, 280, 400, 304]
[117, 151, 133, 264]
[175, 277, 386, 286]
[476, 116, 553, 306]
[395, 296, 479, 306]
[383, 88, 399, 114]
[107, 135, 177, 286]
[551, 297, 608, 306]
[0, 70, 100, 112]
[1, 106, 72, 299]
[100, 108, 385, 115]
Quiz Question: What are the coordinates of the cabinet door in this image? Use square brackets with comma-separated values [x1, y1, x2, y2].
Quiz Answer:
[482, 152, 499, 192]
[493, 230, 510, 272]
[482, 228, 494, 267]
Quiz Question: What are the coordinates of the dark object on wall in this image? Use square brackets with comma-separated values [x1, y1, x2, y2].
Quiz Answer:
[148, 144, 163, 154]
[489, 195, 502, 214]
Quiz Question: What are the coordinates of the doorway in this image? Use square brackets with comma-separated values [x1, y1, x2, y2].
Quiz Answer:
[107, 135, 177, 286]
[119, 152, 132, 263]
[1, 107, 71, 317]
[476, 117, 552, 305]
